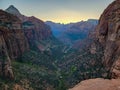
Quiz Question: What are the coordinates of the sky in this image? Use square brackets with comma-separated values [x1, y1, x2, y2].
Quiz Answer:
[0, 0, 114, 24]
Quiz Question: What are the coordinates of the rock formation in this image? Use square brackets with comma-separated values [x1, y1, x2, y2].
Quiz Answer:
[22, 16, 52, 47]
[6, 5, 53, 51]
[93, 0, 120, 78]
[69, 78, 120, 90]
[0, 10, 29, 79]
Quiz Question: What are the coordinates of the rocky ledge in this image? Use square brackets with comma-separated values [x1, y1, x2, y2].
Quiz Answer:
[69, 78, 120, 90]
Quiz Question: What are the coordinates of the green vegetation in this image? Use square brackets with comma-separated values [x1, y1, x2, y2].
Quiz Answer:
[0, 37, 108, 90]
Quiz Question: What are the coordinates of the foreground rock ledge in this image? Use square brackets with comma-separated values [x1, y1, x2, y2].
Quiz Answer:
[69, 78, 120, 90]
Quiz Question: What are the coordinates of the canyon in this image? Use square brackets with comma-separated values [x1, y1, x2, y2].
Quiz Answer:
[0, 0, 120, 90]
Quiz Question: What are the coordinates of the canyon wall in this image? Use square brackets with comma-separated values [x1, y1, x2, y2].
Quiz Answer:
[0, 10, 29, 79]
[94, 0, 120, 78]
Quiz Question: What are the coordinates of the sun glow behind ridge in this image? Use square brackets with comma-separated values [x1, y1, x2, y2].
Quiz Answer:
[0, 0, 114, 24]
[37, 10, 99, 24]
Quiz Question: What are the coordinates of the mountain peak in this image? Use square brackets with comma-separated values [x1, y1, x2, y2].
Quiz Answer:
[5, 5, 21, 15]
[8, 5, 15, 8]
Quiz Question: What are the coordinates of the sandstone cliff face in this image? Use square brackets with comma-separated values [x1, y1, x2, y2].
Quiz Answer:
[23, 16, 52, 46]
[0, 10, 29, 59]
[22, 17, 53, 51]
[0, 10, 29, 79]
[92, 0, 120, 78]
[69, 78, 120, 90]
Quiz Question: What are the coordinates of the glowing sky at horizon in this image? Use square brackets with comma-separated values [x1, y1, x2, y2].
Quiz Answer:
[0, 0, 114, 24]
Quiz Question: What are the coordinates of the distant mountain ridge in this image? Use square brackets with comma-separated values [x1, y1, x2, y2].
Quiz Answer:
[46, 19, 98, 46]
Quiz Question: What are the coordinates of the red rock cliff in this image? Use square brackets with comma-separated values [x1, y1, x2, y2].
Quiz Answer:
[0, 10, 29, 79]
[94, 0, 120, 78]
